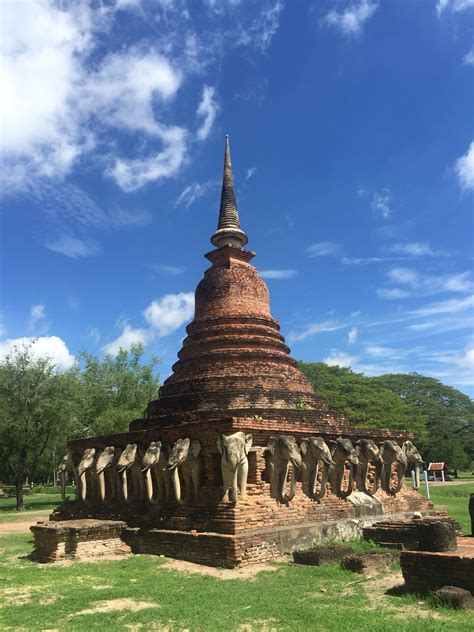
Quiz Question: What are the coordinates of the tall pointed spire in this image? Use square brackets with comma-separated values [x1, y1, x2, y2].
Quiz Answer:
[211, 135, 248, 248]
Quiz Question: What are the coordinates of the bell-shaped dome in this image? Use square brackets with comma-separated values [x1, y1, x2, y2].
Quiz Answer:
[143, 136, 336, 428]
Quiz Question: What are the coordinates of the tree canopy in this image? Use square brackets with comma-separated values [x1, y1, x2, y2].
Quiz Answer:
[0, 342, 160, 509]
[298, 362, 473, 474]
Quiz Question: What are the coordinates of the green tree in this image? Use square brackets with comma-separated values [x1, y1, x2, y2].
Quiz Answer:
[0, 343, 80, 509]
[298, 363, 427, 439]
[373, 373, 474, 475]
[77, 344, 160, 437]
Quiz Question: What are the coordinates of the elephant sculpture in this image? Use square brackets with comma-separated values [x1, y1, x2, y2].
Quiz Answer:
[402, 440, 425, 490]
[95, 446, 121, 502]
[267, 435, 301, 503]
[300, 436, 333, 501]
[117, 443, 145, 502]
[329, 437, 359, 499]
[77, 448, 97, 501]
[168, 438, 202, 503]
[57, 451, 78, 500]
[379, 440, 408, 495]
[141, 441, 172, 503]
[355, 439, 383, 496]
[216, 431, 253, 502]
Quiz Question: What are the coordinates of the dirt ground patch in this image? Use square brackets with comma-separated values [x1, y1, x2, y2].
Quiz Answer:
[0, 512, 50, 535]
[161, 557, 281, 580]
[70, 598, 160, 616]
[363, 571, 450, 621]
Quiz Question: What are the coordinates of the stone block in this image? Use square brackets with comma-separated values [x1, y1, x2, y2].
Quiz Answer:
[293, 545, 354, 566]
[340, 551, 393, 574]
[433, 586, 474, 610]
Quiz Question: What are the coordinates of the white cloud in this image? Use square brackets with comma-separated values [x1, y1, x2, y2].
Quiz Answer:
[347, 326, 358, 345]
[323, 1, 378, 36]
[0, 336, 75, 370]
[245, 167, 257, 180]
[1, 1, 284, 193]
[144, 292, 194, 336]
[89, 327, 101, 343]
[288, 320, 345, 343]
[102, 325, 149, 356]
[409, 295, 474, 316]
[260, 269, 297, 280]
[153, 264, 186, 276]
[45, 235, 100, 259]
[196, 86, 219, 141]
[107, 126, 187, 192]
[464, 46, 474, 65]
[377, 288, 411, 300]
[437, 0, 474, 16]
[386, 242, 435, 256]
[454, 141, 474, 191]
[342, 256, 385, 265]
[28, 304, 46, 330]
[236, 1, 284, 52]
[175, 180, 216, 207]
[371, 189, 392, 219]
[380, 267, 473, 298]
[364, 345, 398, 358]
[324, 350, 358, 368]
[307, 242, 341, 257]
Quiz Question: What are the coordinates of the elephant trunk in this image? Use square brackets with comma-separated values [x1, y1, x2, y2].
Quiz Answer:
[79, 471, 87, 501]
[121, 470, 128, 502]
[228, 468, 238, 503]
[392, 461, 405, 494]
[311, 462, 319, 498]
[171, 466, 182, 503]
[286, 463, 299, 501]
[59, 474, 66, 501]
[144, 468, 155, 502]
[98, 471, 106, 502]
[413, 464, 421, 490]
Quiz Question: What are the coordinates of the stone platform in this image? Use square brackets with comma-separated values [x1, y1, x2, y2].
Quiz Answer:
[30, 519, 130, 563]
[401, 536, 474, 592]
[362, 514, 461, 550]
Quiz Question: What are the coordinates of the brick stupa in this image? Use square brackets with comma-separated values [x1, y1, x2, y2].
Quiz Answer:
[59, 136, 430, 567]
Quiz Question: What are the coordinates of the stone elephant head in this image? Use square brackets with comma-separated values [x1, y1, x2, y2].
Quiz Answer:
[216, 431, 253, 502]
[77, 448, 96, 501]
[267, 435, 301, 503]
[300, 436, 333, 501]
[402, 440, 425, 490]
[168, 438, 202, 503]
[57, 451, 77, 501]
[329, 437, 359, 499]
[95, 446, 121, 502]
[141, 441, 171, 503]
[117, 443, 145, 502]
[355, 438, 383, 496]
[379, 440, 408, 495]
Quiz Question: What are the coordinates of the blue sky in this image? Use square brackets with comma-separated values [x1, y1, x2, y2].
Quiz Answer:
[1, 0, 473, 396]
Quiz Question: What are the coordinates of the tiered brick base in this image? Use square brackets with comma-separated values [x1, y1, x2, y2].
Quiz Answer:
[30, 519, 130, 563]
[401, 537, 474, 592]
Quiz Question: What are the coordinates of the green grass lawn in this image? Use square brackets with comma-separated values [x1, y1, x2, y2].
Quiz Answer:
[420, 481, 474, 533]
[1, 533, 472, 632]
[0, 494, 63, 523]
[1, 483, 473, 630]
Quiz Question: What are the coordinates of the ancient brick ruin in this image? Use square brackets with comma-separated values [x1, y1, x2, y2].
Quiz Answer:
[37, 136, 433, 567]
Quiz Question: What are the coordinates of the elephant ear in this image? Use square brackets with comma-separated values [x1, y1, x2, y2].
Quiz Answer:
[216, 435, 224, 455]
[191, 439, 201, 458]
[300, 439, 309, 456]
[244, 434, 253, 454]
[267, 437, 278, 455]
